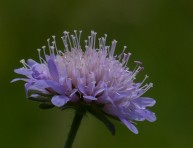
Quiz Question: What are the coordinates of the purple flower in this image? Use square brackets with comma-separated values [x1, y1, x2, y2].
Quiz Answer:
[12, 30, 156, 134]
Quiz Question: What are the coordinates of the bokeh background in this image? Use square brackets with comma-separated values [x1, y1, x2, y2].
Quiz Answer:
[1, 0, 193, 147]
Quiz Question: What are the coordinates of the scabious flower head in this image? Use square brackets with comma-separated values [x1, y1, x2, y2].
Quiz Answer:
[12, 30, 156, 134]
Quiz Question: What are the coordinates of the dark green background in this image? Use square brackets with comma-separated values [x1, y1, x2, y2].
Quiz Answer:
[1, 0, 193, 147]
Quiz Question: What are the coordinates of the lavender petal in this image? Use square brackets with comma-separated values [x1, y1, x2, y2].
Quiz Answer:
[119, 116, 139, 134]
[51, 95, 69, 107]
[133, 97, 156, 109]
[48, 59, 59, 81]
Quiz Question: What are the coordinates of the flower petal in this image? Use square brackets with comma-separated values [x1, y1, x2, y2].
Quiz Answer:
[77, 83, 87, 95]
[137, 109, 156, 122]
[51, 95, 69, 107]
[14, 68, 32, 76]
[44, 80, 65, 94]
[48, 59, 59, 81]
[27, 59, 37, 67]
[133, 97, 156, 109]
[27, 80, 64, 95]
[119, 116, 139, 134]
[124, 108, 145, 121]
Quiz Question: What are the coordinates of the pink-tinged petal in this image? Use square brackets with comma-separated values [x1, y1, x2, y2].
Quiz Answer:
[51, 95, 69, 107]
[119, 116, 138, 134]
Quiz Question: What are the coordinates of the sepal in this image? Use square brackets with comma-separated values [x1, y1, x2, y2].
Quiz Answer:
[39, 102, 55, 109]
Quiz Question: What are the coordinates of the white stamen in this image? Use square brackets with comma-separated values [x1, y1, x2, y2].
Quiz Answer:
[140, 83, 148, 89]
[71, 35, 77, 49]
[74, 30, 80, 49]
[138, 75, 149, 88]
[88, 36, 91, 48]
[118, 46, 127, 61]
[133, 60, 143, 73]
[73, 30, 78, 49]
[52, 35, 59, 54]
[63, 31, 72, 50]
[42, 46, 46, 57]
[91, 31, 97, 49]
[137, 83, 153, 97]
[109, 40, 117, 57]
[98, 38, 102, 49]
[85, 40, 88, 47]
[58, 50, 64, 55]
[50, 46, 55, 55]
[122, 52, 131, 66]
[128, 66, 143, 81]
[20, 59, 30, 68]
[61, 36, 69, 52]
[40, 46, 48, 63]
[91, 31, 94, 48]
[91, 31, 96, 49]
[101, 37, 106, 50]
[47, 38, 52, 54]
[37, 48, 43, 63]
[78, 30, 82, 49]
[104, 34, 107, 40]
[106, 46, 110, 54]
[134, 61, 142, 65]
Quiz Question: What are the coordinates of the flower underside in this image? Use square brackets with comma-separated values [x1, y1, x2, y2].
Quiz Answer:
[12, 30, 156, 134]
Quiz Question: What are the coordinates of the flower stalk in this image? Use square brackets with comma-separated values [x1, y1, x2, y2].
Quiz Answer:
[64, 107, 86, 148]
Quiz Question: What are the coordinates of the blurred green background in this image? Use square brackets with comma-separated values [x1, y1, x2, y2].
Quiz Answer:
[1, 0, 193, 147]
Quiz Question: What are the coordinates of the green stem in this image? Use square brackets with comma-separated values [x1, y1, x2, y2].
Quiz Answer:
[64, 108, 86, 148]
